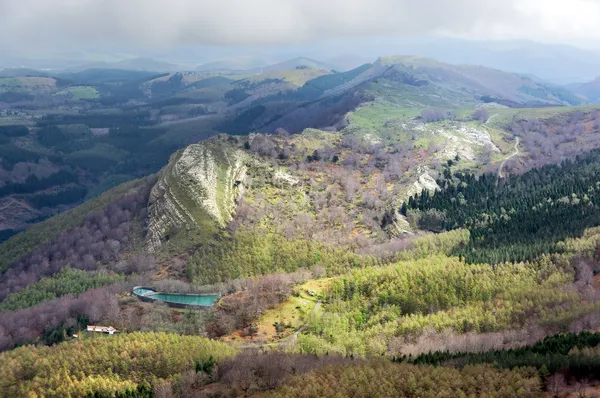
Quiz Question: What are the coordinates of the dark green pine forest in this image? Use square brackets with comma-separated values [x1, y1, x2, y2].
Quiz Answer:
[406, 149, 600, 264]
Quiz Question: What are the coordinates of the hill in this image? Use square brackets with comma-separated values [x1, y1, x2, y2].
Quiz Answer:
[4, 55, 600, 396]
[0, 55, 586, 240]
[67, 57, 179, 72]
[5, 111, 600, 394]
[377, 55, 582, 107]
[195, 56, 271, 72]
[247, 57, 335, 74]
[380, 38, 600, 84]
[221, 55, 583, 136]
[570, 77, 600, 102]
[0, 68, 51, 78]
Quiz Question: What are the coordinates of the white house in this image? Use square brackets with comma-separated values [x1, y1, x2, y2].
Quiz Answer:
[87, 325, 117, 335]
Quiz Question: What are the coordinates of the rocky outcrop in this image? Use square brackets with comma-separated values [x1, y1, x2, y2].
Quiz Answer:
[387, 169, 440, 237]
[437, 125, 500, 161]
[405, 170, 440, 202]
[273, 169, 299, 186]
[146, 140, 249, 251]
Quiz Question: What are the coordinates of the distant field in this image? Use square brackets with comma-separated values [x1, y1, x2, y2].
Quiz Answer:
[55, 86, 101, 100]
[347, 103, 422, 131]
[246, 69, 332, 87]
[0, 77, 57, 92]
[489, 104, 600, 125]
[0, 78, 21, 90]
[0, 117, 34, 126]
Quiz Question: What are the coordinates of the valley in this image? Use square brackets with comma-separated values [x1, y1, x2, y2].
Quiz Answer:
[4, 53, 600, 397]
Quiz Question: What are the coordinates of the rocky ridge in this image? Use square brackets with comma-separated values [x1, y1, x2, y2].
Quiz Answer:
[146, 139, 249, 251]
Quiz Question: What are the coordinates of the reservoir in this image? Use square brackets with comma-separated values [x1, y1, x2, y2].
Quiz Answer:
[133, 287, 219, 308]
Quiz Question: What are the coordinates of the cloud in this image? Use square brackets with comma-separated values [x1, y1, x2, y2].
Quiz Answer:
[0, 0, 599, 54]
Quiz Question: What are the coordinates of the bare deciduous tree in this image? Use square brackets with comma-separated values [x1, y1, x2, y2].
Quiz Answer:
[546, 373, 565, 398]
[472, 108, 489, 123]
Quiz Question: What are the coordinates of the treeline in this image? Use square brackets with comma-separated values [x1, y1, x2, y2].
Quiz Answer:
[36, 111, 156, 129]
[27, 185, 88, 208]
[0, 179, 153, 300]
[266, 360, 541, 397]
[0, 267, 125, 311]
[420, 108, 455, 122]
[0, 125, 29, 137]
[187, 232, 382, 285]
[0, 332, 236, 398]
[206, 270, 313, 338]
[0, 170, 79, 197]
[0, 177, 152, 272]
[0, 282, 132, 351]
[296, 253, 597, 357]
[201, 352, 538, 397]
[407, 331, 600, 380]
[0, 143, 60, 169]
[406, 148, 600, 263]
[0, 338, 544, 398]
[507, 111, 600, 172]
[328, 255, 553, 317]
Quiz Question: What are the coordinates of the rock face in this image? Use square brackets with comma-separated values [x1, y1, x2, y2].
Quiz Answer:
[405, 170, 440, 201]
[146, 140, 249, 251]
[385, 167, 441, 237]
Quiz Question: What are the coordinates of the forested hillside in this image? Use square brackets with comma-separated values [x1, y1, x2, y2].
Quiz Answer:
[5, 56, 600, 397]
[0, 333, 236, 397]
[406, 147, 600, 263]
[0, 57, 586, 242]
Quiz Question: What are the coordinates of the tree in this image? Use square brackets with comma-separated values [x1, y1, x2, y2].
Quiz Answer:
[472, 108, 489, 123]
[420, 109, 454, 123]
[400, 202, 408, 216]
[574, 379, 590, 398]
[153, 381, 174, 398]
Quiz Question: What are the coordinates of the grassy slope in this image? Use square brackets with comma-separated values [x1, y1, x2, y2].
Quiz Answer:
[487, 105, 600, 126]
[245, 69, 332, 87]
[0, 77, 57, 92]
[226, 278, 330, 343]
[55, 86, 101, 100]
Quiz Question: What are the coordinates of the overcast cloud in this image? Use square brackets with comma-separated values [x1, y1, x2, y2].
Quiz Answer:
[1, 0, 599, 54]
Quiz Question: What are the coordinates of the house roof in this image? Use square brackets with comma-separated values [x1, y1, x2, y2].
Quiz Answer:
[88, 325, 116, 330]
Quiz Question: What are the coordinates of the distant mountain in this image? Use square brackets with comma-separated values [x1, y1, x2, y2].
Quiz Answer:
[196, 56, 272, 72]
[0, 68, 50, 78]
[59, 68, 164, 85]
[569, 77, 600, 102]
[373, 55, 583, 107]
[376, 38, 600, 85]
[287, 37, 600, 84]
[325, 55, 372, 71]
[196, 56, 335, 74]
[67, 57, 178, 72]
[111, 57, 178, 71]
[246, 57, 335, 74]
[219, 55, 583, 136]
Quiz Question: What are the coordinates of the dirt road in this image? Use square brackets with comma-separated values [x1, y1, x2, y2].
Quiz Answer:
[497, 136, 520, 180]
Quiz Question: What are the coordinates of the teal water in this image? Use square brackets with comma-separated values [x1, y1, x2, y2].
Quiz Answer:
[150, 293, 218, 306]
[134, 288, 156, 296]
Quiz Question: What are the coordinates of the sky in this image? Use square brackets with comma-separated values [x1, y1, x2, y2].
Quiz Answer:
[1, 0, 600, 56]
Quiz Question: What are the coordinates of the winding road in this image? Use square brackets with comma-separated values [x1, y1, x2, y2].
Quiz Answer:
[497, 136, 520, 180]
[283, 300, 321, 348]
[482, 113, 519, 182]
[486, 113, 500, 124]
